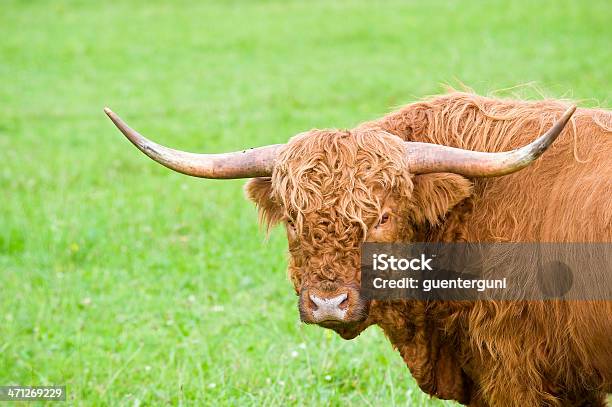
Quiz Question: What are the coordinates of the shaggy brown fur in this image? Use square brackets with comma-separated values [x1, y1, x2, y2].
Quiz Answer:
[245, 92, 612, 406]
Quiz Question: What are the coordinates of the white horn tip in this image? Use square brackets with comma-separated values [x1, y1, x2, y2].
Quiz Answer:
[566, 105, 577, 118]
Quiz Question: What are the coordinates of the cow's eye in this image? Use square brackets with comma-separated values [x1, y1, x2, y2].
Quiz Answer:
[377, 213, 390, 227]
[286, 219, 296, 230]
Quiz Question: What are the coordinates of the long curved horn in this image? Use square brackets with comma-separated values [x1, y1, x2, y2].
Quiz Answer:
[405, 105, 576, 177]
[104, 108, 282, 179]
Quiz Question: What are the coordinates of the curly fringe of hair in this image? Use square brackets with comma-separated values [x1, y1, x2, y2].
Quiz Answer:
[270, 128, 413, 240]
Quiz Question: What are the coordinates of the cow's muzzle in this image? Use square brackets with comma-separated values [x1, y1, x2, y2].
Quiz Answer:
[299, 285, 369, 331]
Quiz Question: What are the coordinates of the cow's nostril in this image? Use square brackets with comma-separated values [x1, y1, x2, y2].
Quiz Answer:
[339, 296, 349, 310]
[308, 294, 319, 311]
[308, 292, 348, 315]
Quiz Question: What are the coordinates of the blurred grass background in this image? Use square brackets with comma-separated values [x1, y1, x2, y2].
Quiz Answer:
[0, 0, 610, 405]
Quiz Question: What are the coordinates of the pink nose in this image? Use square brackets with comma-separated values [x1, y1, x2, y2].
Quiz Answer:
[308, 292, 348, 322]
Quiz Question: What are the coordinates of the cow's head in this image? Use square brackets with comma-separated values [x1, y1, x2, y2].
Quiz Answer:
[104, 106, 575, 339]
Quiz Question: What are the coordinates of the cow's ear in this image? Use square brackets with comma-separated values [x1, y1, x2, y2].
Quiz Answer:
[244, 177, 283, 231]
[409, 173, 472, 226]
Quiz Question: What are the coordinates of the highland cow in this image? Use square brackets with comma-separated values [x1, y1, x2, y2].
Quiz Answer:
[105, 92, 612, 406]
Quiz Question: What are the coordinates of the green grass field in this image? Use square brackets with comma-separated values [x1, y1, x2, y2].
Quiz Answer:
[1, 0, 610, 405]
